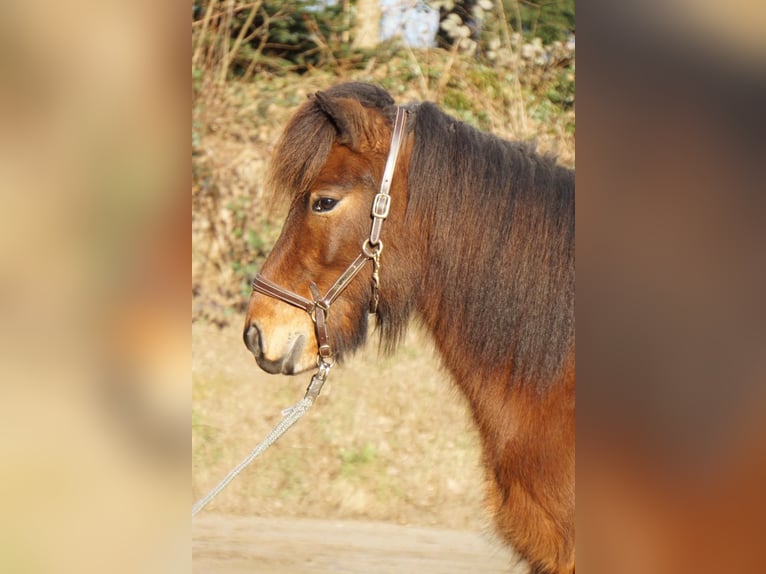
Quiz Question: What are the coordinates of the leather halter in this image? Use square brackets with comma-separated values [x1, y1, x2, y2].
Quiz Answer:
[251, 106, 409, 367]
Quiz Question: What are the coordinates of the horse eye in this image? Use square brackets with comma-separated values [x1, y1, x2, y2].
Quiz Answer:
[312, 197, 338, 213]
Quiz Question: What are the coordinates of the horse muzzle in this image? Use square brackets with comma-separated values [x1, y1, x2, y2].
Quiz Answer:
[243, 321, 313, 375]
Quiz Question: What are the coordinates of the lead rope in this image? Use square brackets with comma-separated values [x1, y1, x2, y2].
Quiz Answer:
[192, 361, 332, 517]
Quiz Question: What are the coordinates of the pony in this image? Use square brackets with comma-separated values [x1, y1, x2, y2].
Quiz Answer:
[243, 82, 575, 574]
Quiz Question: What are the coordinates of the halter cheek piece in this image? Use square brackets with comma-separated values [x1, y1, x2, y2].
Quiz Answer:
[251, 106, 409, 371]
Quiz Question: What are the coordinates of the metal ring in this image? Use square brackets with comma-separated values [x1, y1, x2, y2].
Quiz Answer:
[316, 355, 335, 373]
[362, 239, 383, 258]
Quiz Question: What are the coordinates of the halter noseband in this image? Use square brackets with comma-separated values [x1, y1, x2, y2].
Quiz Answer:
[251, 106, 409, 369]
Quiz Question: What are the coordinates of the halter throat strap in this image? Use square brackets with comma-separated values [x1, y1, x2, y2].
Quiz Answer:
[251, 105, 409, 365]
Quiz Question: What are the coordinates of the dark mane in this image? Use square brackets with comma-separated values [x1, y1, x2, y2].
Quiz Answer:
[401, 102, 574, 387]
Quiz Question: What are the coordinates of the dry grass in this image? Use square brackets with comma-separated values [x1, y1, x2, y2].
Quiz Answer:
[192, 319, 491, 530]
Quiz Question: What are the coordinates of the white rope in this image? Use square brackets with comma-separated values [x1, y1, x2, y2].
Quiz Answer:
[192, 395, 315, 517]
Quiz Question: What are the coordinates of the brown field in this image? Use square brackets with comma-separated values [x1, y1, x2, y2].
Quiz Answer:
[193, 515, 522, 573]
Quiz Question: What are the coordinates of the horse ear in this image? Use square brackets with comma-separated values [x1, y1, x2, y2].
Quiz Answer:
[313, 91, 366, 150]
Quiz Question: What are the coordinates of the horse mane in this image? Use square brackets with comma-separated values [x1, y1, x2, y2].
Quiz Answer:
[267, 83, 574, 389]
[402, 102, 574, 388]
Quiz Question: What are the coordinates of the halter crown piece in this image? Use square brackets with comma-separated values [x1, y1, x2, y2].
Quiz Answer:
[251, 105, 409, 388]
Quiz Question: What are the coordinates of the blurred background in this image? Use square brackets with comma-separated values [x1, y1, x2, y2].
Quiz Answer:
[578, 2, 766, 572]
[0, 1, 189, 573]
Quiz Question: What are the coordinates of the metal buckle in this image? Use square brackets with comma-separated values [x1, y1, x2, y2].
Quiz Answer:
[371, 193, 391, 219]
[362, 239, 383, 258]
[305, 359, 333, 401]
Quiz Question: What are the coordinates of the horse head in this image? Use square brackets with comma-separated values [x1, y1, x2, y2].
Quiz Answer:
[243, 83, 415, 375]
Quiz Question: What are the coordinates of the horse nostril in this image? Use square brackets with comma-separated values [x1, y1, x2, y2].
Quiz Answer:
[243, 324, 263, 357]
